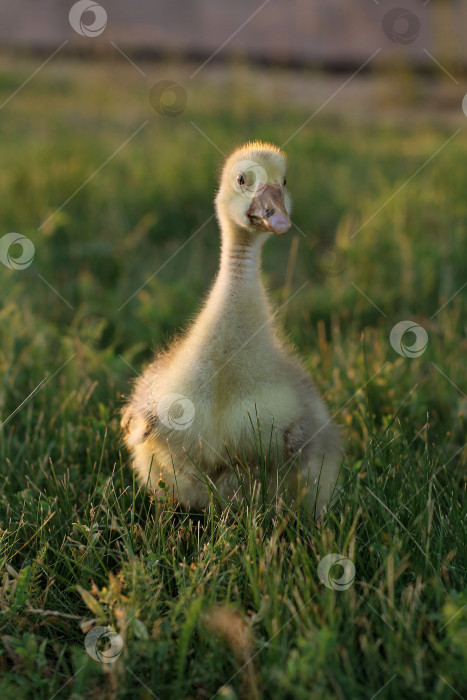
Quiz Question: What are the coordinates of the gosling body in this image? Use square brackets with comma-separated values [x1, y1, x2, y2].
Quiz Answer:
[122, 142, 340, 515]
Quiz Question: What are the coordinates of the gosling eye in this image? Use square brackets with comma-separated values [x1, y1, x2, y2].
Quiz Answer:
[236, 173, 246, 187]
[283, 176, 287, 186]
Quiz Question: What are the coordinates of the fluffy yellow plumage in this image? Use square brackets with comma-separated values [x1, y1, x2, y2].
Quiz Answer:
[121, 142, 340, 516]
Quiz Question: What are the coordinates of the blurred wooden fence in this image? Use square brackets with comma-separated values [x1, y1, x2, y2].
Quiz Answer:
[0, 0, 465, 68]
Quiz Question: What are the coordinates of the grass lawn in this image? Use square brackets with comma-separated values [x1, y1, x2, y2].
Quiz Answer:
[0, 55, 466, 699]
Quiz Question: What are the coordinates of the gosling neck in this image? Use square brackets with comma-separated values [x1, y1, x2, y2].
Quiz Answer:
[187, 220, 274, 352]
[218, 221, 269, 288]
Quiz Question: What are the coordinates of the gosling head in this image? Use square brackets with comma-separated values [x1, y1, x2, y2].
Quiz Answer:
[216, 141, 292, 237]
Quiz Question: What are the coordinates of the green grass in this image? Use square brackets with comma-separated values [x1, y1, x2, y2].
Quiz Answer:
[0, 55, 466, 699]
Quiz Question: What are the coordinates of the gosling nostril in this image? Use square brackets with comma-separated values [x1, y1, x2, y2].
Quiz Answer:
[264, 208, 275, 219]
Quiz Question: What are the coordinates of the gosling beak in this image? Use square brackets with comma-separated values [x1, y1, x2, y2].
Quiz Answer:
[247, 183, 291, 235]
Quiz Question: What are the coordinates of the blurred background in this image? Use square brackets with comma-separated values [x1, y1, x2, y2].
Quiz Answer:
[1, 5, 466, 695]
[0, 0, 465, 453]
[1, 0, 466, 66]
